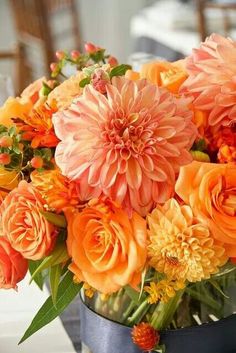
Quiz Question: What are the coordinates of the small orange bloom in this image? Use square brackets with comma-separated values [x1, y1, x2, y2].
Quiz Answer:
[0, 97, 32, 127]
[0, 181, 57, 260]
[140, 60, 188, 93]
[66, 198, 147, 294]
[16, 103, 59, 148]
[0, 237, 28, 289]
[176, 161, 236, 257]
[31, 169, 81, 212]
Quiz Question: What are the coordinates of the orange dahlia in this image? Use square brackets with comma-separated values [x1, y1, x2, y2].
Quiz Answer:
[181, 34, 236, 130]
[53, 77, 197, 216]
[132, 322, 159, 352]
[148, 198, 227, 282]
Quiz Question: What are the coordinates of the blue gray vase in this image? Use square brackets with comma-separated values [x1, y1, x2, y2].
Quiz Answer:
[79, 300, 236, 353]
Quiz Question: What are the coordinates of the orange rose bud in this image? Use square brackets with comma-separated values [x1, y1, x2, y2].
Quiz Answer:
[0, 153, 11, 165]
[70, 50, 80, 60]
[31, 156, 44, 169]
[84, 42, 97, 53]
[0, 136, 13, 148]
[132, 323, 160, 351]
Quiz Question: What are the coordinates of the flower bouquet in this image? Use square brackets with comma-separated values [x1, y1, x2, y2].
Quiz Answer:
[0, 34, 236, 353]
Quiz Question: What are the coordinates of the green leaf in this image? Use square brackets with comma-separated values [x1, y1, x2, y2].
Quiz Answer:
[90, 49, 106, 63]
[110, 64, 132, 79]
[40, 210, 67, 228]
[209, 279, 230, 299]
[138, 267, 147, 301]
[79, 77, 91, 88]
[29, 243, 69, 284]
[41, 148, 52, 161]
[41, 82, 53, 96]
[19, 271, 82, 343]
[8, 126, 16, 137]
[28, 260, 44, 290]
[50, 264, 63, 306]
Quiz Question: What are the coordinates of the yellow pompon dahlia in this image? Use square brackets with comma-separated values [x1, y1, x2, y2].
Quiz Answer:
[147, 199, 227, 282]
[47, 71, 84, 110]
[144, 279, 185, 304]
[31, 169, 81, 212]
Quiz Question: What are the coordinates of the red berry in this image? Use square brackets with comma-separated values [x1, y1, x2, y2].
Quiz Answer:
[108, 56, 118, 67]
[84, 42, 97, 54]
[70, 50, 80, 60]
[132, 323, 159, 352]
[0, 153, 11, 165]
[50, 62, 58, 72]
[55, 50, 65, 60]
[31, 156, 43, 169]
[0, 136, 13, 148]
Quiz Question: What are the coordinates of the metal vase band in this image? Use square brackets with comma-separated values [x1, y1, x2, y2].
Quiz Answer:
[79, 300, 236, 353]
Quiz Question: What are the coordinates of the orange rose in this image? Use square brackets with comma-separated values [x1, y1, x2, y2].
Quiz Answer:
[66, 198, 147, 294]
[141, 60, 188, 94]
[0, 237, 28, 289]
[175, 161, 236, 257]
[21, 77, 46, 104]
[0, 181, 57, 260]
[0, 97, 32, 127]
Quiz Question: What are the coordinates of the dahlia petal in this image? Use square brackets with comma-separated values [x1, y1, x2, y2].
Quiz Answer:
[100, 162, 119, 188]
[126, 158, 142, 189]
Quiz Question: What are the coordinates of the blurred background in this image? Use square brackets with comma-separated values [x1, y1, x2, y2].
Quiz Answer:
[0, 0, 236, 96]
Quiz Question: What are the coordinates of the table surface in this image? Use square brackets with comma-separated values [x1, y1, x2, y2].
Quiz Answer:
[0, 275, 80, 353]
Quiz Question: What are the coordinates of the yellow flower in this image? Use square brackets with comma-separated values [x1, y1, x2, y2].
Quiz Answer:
[83, 283, 95, 298]
[0, 97, 32, 127]
[147, 198, 227, 282]
[47, 71, 84, 110]
[144, 279, 185, 304]
[0, 167, 19, 199]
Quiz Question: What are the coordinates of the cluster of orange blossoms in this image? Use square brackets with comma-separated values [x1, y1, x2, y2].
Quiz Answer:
[0, 36, 235, 351]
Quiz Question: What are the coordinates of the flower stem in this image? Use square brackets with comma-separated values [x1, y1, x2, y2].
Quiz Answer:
[150, 289, 184, 330]
[127, 299, 150, 326]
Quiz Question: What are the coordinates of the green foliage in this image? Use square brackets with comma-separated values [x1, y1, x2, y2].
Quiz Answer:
[50, 264, 63, 306]
[40, 211, 67, 228]
[110, 64, 132, 79]
[19, 271, 82, 343]
[28, 260, 45, 290]
[79, 77, 91, 88]
[29, 243, 69, 284]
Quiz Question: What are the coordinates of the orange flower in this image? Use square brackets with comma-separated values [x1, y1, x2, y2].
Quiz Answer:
[148, 198, 227, 282]
[16, 103, 59, 148]
[31, 169, 81, 212]
[0, 97, 32, 127]
[47, 71, 84, 111]
[21, 77, 46, 104]
[125, 60, 188, 94]
[66, 198, 147, 294]
[0, 181, 57, 260]
[0, 167, 19, 199]
[176, 161, 236, 257]
[0, 237, 28, 289]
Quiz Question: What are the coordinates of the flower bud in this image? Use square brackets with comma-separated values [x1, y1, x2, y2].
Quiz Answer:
[55, 50, 65, 60]
[108, 56, 118, 67]
[0, 136, 13, 148]
[50, 62, 58, 72]
[31, 156, 43, 169]
[0, 153, 11, 165]
[84, 42, 97, 54]
[70, 50, 80, 60]
[91, 69, 110, 94]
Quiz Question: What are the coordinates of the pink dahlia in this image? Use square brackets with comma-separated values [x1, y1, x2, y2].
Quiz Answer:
[53, 77, 197, 216]
[181, 34, 236, 128]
